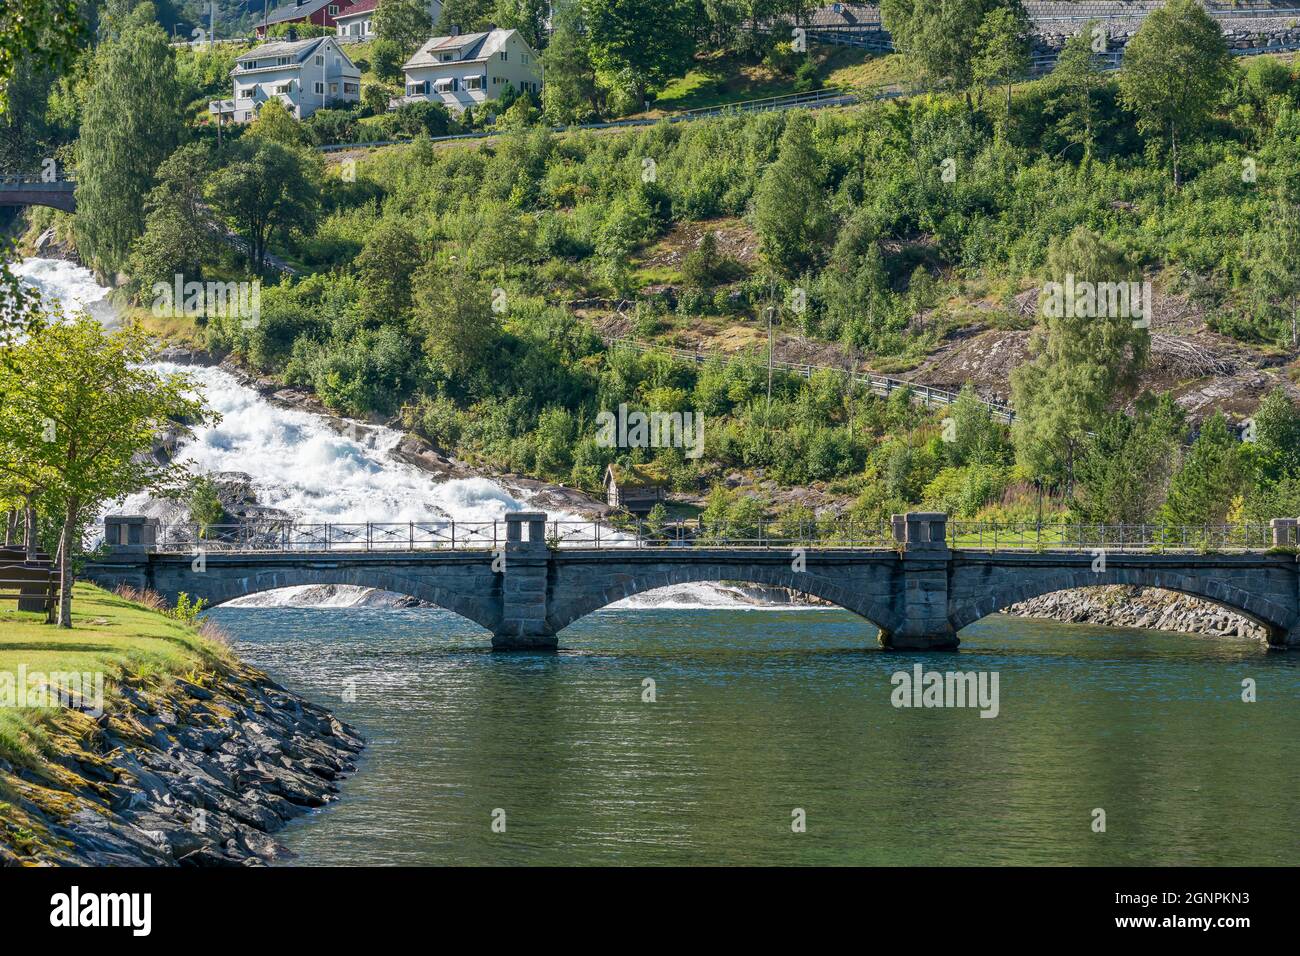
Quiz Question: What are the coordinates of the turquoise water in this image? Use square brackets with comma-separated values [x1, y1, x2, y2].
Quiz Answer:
[207, 606, 1300, 866]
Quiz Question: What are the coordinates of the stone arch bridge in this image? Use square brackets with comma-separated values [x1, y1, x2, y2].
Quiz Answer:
[84, 513, 1300, 651]
[0, 175, 75, 212]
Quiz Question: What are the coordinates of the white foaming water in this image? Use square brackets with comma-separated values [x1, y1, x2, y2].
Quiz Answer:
[20, 257, 788, 611]
[123, 361, 540, 524]
[14, 257, 121, 329]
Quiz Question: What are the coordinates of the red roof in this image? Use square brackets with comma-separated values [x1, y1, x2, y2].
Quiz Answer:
[336, 0, 378, 17]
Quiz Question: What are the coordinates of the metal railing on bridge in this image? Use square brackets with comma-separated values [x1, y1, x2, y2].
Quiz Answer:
[947, 521, 1277, 552]
[0, 173, 76, 185]
[150, 519, 1283, 554]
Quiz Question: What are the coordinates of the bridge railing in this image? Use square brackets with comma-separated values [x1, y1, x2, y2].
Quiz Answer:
[153, 519, 900, 552]
[150, 519, 1282, 553]
[946, 521, 1277, 552]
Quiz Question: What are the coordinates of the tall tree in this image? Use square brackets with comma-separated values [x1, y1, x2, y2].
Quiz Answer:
[881, 0, 1027, 96]
[355, 218, 423, 326]
[0, 0, 82, 116]
[493, 0, 550, 50]
[542, 0, 601, 123]
[1248, 387, 1300, 486]
[437, 0, 496, 35]
[412, 262, 500, 380]
[0, 315, 213, 626]
[753, 111, 832, 277]
[374, 0, 434, 58]
[75, 2, 183, 277]
[127, 141, 218, 293]
[206, 138, 321, 273]
[1045, 25, 1107, 163]
[583, 0, 696, 109]
[1011, 226, 1151, 486]
[972, 5, 1030, 127]
[1073, 396, 1184, 523]
[1251, 187, 1300, 348]
[1161, 412, 1248, 526]
[1118, 0, 1230, 186]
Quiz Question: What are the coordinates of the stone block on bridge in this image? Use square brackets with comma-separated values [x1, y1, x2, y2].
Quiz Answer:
[103, 516, 159, 555]
[504, 512, 548, 550]
[892, 512, 949, 552]
[1270, 518, 1298, 547]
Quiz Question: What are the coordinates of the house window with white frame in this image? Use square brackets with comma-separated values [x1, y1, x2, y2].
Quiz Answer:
[274, 82, 291, 94]
[465, 75, 484, 91]
[328, 5, 339, 15]
[314, 81, 325, 94]
[433, 77, 457, 93]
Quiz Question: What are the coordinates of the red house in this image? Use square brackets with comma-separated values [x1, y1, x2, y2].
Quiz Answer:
[255, 0, 350, 37]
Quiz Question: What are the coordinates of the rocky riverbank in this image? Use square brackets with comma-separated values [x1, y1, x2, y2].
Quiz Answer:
[0, 648, 363, 866]
[1006, 586, 1267, 641]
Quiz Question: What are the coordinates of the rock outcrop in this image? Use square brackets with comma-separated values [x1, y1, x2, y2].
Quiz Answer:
[0, 664, 363, 866]
[1006, 585, 1267, 641]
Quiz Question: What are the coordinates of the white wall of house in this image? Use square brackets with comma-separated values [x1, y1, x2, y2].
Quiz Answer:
[337, 1, 441, 38]
[401, 28, 540, 114]
[335, 13, 373, 37]
[230, 36, 361, 121]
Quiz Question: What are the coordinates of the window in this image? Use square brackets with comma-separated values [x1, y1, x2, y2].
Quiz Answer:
[274, 82, 291, 94]
[277, 56, 291, 65]
[315, 54, 324, 65]
[407, 80, 429, 95]
[465, 75, 484, 91]
[314, 81, 325, 94]
[328, 4, 339, 13]
[433, 77, 458, 93]
[344, 82, 358, 94]
[500, 51, 508, 62]
[330, 82, 338, 94]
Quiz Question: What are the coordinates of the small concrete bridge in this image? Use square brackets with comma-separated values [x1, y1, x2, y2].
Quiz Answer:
[83, 513, 1300, 651]
[0, 175, 75, 212]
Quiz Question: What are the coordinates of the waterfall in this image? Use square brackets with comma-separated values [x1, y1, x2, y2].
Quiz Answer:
[18, 258, 808, 612]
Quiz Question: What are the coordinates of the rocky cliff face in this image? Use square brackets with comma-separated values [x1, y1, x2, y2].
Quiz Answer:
[0, 662, 363, 866]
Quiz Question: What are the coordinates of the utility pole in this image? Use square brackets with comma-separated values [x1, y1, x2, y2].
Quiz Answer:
[765, 308, 776, 427]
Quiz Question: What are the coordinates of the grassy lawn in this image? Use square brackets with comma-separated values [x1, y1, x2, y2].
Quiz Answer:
[0, 583, 233, 768]
[653, 47, 910, 114]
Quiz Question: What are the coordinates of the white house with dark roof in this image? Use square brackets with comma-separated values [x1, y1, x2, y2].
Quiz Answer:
[400, 28, 541, 114]
[215, 35, 360, 122]
[335, 0, 442, 39]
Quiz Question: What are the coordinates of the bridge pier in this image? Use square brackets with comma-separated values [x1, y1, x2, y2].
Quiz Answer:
[878, 513, 959, 651]
[492, 513, 558, 652]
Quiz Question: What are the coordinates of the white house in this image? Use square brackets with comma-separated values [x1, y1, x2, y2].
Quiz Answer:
[219, 36, 361, 122]
[401, 28, 541, 114]
[335, 0, 442, 39]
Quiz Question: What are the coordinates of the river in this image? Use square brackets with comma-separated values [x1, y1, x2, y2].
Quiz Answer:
[19, 258, 1300, 866]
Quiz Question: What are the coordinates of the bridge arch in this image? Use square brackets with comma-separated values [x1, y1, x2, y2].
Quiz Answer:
[185, 566, 498, 633]
[948, 566, 1295, 638]
[546, 563, 900, 636]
